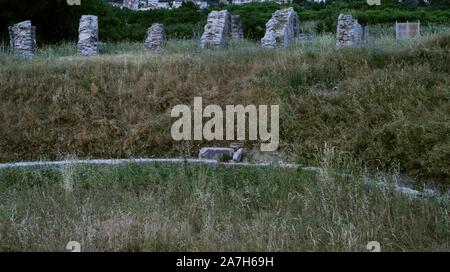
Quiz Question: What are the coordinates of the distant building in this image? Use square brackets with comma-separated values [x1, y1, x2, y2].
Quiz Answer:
[123, 0, 139, 9]
[150, 2, 171, 9]
[120, 0, 208, 10]
[197, 1, 208, 8]
[118, 0, 312, 10]
[122, 0, 167, 10]
[232, 0, 293, 4]
[172, 0, 183, 8]
[232, 0, 253, 4]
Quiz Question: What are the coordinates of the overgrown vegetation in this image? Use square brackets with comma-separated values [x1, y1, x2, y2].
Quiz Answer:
[0, 1, 448, 252]
[0, 31, 449, 185]
[0, 162, 448, 251]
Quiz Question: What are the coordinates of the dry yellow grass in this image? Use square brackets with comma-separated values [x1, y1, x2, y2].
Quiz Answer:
[0, 34, 449, 184]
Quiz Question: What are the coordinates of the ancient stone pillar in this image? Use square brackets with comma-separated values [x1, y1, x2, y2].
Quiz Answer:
[8, 26, 13, 49]
[261, 7, 299, 49]
[230, 14, 244, 41]
[200, 10, 231, 49]
[8, 20, 36, 60]
[77, 15, 99, 56]
[145, 23, 166, 51]
[336, 14, 364, 47]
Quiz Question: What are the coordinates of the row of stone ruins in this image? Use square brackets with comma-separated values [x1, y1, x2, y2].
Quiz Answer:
[8, 9, 367, 60]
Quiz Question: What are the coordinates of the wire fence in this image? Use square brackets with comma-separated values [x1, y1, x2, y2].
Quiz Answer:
[395, 21, 420, 39]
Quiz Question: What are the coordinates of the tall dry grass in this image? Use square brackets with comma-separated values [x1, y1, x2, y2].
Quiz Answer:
[0, 31, 449, 185]
[0, 162, 447, 251]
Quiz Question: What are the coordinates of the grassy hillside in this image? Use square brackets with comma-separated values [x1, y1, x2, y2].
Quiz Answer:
[0, 163, 448, 251]
[0, 1, 448, 253]
[0, 31, 449, 185]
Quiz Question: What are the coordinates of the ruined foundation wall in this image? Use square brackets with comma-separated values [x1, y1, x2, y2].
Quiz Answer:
[145, 23, 166, 51]
[200, 10, 231, 49]
[230, 14, 244, 41]
[8, 20, 36, 60]
[261, 7, 299, 49]
[336, 14, 367, 47]
[77, 15, 99, 56]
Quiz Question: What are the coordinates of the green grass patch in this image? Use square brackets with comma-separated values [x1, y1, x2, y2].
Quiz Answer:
[0, 163, 448, 251]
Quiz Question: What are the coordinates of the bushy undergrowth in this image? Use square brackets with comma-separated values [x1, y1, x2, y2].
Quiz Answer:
[0, 32, 449, 185]
[1, 1, 449, 42]
[0, 163, 447, 251]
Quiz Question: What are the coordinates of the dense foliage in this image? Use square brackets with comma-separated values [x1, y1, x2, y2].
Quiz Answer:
[1, 0, 449, 43]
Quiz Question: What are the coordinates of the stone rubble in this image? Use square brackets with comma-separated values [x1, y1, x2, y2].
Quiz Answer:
[199, 147, 235, 161]
[232, 148, 244, 162]
[261, 7, 299, 48]
[336, 14, 368, 47]
[230, 14, 244, 41]
[77, 15, 99, 56]
[200, 10, 231, 49]
[8, 20, 36, 60]
[144, 23, 166, 51]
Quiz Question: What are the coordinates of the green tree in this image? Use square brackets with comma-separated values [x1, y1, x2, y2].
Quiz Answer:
[0, 0, 109, 43]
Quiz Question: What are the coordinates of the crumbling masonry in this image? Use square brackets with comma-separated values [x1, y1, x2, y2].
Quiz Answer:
[261, 7, 299, 49]
[77, 15, 99, 56]
[145, 23, 166, 51]
[200, 10, 231, 49]
[336, 14, 368, 47]
[230, 14, 244, 41]
[8, 20, 36, 60]
[200, 10, 244, 48]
